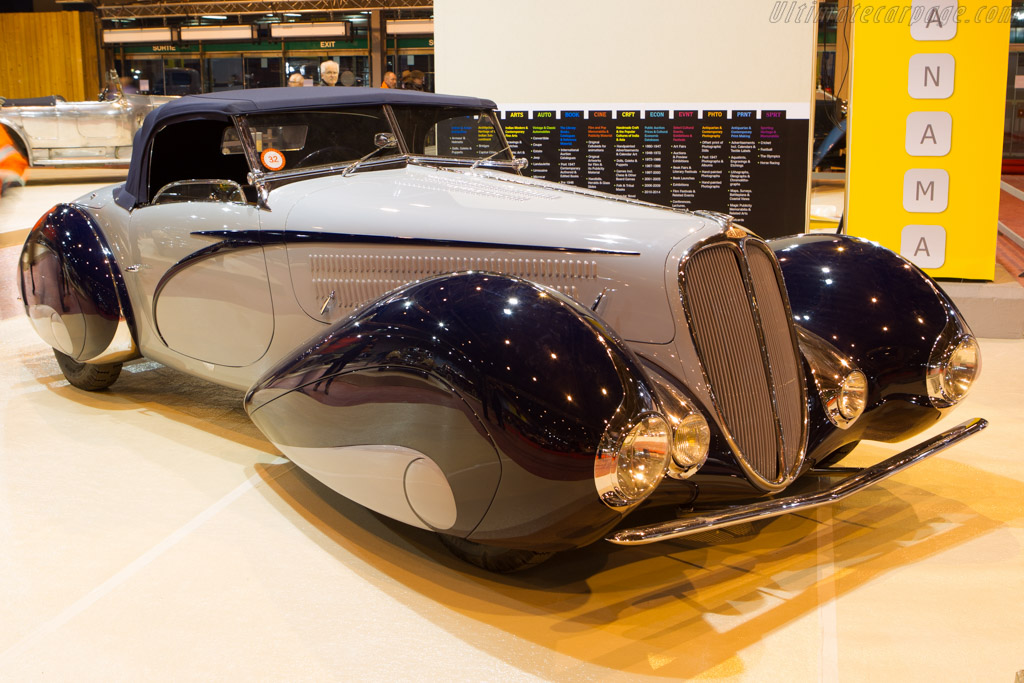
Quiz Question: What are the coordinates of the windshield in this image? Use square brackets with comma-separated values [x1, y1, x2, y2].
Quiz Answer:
[231, 105, 512, 176]
[230, 107, 400, 173]
[390, 106, 511, 161]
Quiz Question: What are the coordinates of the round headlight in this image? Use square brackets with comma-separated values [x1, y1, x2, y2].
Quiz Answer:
[837, 370, 868, 421]
[932, 335, 980, 406]
[671, 412, 710, 473]
[595, 414, 671, 508]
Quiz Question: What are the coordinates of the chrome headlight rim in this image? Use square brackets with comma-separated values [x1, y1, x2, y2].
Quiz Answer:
[595, 412, 672, 509]
[836, 369, 868, 422]
[927, 333, 980, 408]
[798, 328, 868, 430]
[819, 367, 868, 429]
[667, 411, 711, 479]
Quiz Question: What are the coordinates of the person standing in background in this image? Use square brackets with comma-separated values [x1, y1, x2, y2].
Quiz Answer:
[287, 72, 305, 87]
[380, 71, 397, 88]
[405, 70, 425, 91]
[319, 60, 339, 86]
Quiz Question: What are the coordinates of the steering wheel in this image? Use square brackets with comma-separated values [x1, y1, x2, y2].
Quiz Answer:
[298, 146, 359, 167]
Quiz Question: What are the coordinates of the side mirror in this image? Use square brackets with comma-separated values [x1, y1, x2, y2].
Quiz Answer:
[374, 132, 398, 149]
[152, 179, 247, 205]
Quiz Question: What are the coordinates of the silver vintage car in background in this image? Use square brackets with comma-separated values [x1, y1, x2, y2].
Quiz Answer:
[18, 88, 985, 572]
[0, 72, 174, 167]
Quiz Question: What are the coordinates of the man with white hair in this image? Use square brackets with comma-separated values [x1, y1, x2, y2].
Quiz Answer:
[319, 60, 339, 86]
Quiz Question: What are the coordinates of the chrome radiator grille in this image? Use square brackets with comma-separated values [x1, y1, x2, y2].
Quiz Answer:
[681, 239, 804, 485]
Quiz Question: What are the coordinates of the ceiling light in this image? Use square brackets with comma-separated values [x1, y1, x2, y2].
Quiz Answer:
[270, 21, 349, 38]
[387, 19, 434, 35]
[102, 27, 174, 43]
[180, 25, 254, 40]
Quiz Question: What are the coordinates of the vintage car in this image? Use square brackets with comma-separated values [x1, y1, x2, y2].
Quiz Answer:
[0, 73, 174, 167]
[18, 88, 985, 572]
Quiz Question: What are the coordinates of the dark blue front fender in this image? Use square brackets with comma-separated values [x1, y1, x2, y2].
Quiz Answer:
[770, 233, 968, 444]
[245, 272, 661, 551]
[18, 204, 135, 361]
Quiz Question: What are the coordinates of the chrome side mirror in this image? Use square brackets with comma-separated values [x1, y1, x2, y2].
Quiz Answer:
[375, 132, 398, 149]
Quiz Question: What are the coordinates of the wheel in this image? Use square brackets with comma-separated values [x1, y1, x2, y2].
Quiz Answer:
[438, 534, 555, 573]
[817, 440, 860, 467]
[54, 349, 122, 391]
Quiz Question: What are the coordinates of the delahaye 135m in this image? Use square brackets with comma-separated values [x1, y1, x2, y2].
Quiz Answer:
[18, 89, 985, 571]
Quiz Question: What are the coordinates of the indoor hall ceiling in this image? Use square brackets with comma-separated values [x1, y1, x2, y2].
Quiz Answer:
[81, 0, 430, 20]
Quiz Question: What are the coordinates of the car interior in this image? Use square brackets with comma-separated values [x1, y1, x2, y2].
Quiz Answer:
[148, 117, 254, 204]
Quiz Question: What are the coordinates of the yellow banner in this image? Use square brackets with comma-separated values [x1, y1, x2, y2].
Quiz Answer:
[846, 1, 1010, 279]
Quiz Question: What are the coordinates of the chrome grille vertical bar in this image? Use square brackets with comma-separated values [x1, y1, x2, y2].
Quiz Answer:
[684, 244, 779, 480]
[746, 243, 805, 475]
[681, 238, 806, 487]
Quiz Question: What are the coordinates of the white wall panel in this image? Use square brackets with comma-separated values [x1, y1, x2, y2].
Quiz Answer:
[434, 0, 816, 104]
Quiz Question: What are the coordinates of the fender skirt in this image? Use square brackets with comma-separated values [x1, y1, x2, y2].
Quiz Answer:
[245, 272, 661, 551]
[19, 204, 136, 362]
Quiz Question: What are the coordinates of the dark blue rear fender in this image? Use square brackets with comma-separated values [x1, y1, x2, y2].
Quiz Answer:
[245, 272, 661, 551]
[18, 204, 135, 361]
[770, 234, 968, 442]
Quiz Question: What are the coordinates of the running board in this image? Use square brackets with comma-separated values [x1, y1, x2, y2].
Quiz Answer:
[607, 417, 988, 545]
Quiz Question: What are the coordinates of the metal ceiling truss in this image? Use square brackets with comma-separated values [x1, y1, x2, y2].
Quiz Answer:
[96, 0, 430, 20]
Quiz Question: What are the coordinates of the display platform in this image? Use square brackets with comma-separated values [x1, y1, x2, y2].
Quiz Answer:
[1, 176, 1022, 681]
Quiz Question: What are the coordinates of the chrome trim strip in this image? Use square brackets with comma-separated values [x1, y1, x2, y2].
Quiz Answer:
[381, 104, 409, 156]
[233, 114, 262, 181]
[187, 229, 641, 256]
[606, 417, 987, 545]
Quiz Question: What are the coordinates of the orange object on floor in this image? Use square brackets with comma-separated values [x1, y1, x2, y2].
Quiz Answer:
[0, 126, 28, 196]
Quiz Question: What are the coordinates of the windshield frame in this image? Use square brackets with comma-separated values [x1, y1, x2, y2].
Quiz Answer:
[235, 104, 522, 187]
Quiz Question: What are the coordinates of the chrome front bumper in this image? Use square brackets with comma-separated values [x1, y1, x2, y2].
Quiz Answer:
[607, 417, 988, 545]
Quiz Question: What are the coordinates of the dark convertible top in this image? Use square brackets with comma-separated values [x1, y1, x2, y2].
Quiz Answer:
[118, 87, 498, 209]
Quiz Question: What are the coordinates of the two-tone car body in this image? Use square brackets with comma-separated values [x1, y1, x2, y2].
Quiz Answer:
[18, 88, 985, 571]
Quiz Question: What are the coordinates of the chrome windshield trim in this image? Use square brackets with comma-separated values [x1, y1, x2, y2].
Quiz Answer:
[406, 155, 525, 171]
[233, 114, 262, 181]
[607, 417, 987, 545]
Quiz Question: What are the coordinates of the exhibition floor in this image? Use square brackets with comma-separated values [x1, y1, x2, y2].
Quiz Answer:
[1, 173, 1023, 682]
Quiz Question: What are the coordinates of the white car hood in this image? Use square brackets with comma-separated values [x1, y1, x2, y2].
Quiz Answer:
[272, 164, 723, 344]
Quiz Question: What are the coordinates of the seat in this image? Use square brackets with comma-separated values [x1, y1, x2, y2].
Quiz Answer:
[1, 95, 65, 107]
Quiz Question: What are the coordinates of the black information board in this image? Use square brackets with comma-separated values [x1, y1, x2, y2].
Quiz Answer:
[498, 108, 809, 238]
